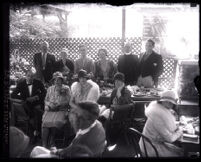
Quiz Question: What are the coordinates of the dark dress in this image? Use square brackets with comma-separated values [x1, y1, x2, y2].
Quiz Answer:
[95, 60, 117, 83]
[55, 59, 74, 75]
[117, 54, 139, 85]
[107, 86, 132, 144]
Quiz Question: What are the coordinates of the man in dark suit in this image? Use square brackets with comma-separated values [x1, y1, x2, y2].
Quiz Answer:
[30, 101, 106, 158]
[33, 41, 56, 85]
[11, 67, 46, 140]
[137, 39, 163, 88]
[117, 42, 139, 85]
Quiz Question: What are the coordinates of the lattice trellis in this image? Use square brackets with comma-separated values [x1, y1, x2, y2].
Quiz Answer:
[158, 58, 178, 89]
[9, 37, 177, 89]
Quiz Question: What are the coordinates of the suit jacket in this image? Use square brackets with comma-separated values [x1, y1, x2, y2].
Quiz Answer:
[74, 56, 95, 74]
[55, 58, 74, 75]
[11, 78, 46, 106]
[117, 54, 139, 85]
[33, 52, 56, 83]
[138, 51, 163, 85]
[58, 120, 106, 158]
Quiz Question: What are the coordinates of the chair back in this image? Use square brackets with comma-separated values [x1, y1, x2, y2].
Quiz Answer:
[10, 99, 29, 134]
[127, 127, 159, 157]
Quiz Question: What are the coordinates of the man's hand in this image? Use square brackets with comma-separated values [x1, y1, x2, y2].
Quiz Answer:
[26, 96, 39, 103]
[50, 147, 58, 155]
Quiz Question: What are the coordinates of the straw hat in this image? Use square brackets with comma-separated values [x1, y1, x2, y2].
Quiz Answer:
[159, 90, 178, 105]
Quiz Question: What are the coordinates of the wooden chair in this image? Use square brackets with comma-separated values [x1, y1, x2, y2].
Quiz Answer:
[10, 98, 30, 135]
[127, 127, 159, 157]
[107, 102, 136, 146]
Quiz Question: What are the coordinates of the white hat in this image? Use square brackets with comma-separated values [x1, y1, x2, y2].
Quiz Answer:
[159, 90, 178, 105]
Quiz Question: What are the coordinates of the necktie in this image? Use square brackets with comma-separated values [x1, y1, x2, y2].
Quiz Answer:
[42, 53, 46, 68]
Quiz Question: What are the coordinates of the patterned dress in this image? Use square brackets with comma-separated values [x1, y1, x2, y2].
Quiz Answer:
[42, 85, 71, 128]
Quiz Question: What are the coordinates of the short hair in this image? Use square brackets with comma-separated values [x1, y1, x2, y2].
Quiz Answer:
[79, 44, 87, 49]
[78, 101, 100, 122]
[114, 72, 125, 82]
[41, 41, 49, 48]
[98, 48, 108, 56]
[124, 41, 132, 47]
[61, 48, 69, 53]
[147, 39, 155, 47]
[25, 67, 36, 75]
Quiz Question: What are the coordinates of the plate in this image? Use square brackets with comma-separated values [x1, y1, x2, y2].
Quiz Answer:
[133, 94, 146, 97]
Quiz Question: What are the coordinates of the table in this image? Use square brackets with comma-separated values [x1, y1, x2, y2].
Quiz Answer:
[179, 134, 200, 157]
[98, 87, 161, 105]
[177, 116, 200, 157]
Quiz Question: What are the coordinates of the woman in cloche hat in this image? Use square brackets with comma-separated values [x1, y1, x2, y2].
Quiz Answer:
[139, 90, 184, 157]
[41, 71, 71, 148]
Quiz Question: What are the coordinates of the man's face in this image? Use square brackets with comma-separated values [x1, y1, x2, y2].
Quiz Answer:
[68, 107, 86, 131]
[145, 41, 154, 53]
[79, 46, 87, 57]
[124, 44, 131, 54]
[41, 42, 48, 53]
[26, 71, 33, 83]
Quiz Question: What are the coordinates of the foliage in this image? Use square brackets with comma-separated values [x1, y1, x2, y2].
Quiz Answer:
[10, 8, 65, 39]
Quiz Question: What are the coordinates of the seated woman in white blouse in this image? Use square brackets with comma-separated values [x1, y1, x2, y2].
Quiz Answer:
[139, 90, 184, 157]
[70, 69, 100, 109]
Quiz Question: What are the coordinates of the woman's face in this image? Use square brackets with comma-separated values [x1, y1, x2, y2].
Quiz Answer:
[162, 101, 175, 110]
[54, 77, 63, 87]
[79, 77, 87, 86]
[115, 80, 123, 89]
[79, 46, 87, 57]
[60, 51, 67, 60]
[98, 50, 106, 60]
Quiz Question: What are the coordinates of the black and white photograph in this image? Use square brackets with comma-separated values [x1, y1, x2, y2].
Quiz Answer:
[1, 1, 200, 159]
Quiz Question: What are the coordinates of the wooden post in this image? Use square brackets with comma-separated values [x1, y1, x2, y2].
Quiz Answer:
[122, 7, 126, 52]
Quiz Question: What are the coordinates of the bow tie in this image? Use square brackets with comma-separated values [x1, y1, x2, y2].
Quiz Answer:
[27, 83, 32, 86]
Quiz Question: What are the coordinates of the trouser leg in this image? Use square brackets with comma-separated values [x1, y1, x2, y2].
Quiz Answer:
[49, 127, 56, 147]
[33, 105, 43, 134]
[42, 127, 49, 148]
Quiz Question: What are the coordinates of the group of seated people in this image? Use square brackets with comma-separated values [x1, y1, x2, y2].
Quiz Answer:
[10, 38, 185, 158]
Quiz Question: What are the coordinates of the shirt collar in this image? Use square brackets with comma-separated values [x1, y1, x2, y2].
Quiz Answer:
[76, 121, 97, 137]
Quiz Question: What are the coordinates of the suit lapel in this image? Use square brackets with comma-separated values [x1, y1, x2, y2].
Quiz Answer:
[39, 53, 43, 67]
[24, 81, 31, 97]
[45, 53, 49, 69]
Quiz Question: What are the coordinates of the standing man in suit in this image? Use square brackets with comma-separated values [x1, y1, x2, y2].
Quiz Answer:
[117, 42, 139, 85]
[11, 67, 46, 141]
[74, 44, 95, 77]
[137, 39, 163, 88]
[30, 101, 106, 158]
[33, 41, 56, 86]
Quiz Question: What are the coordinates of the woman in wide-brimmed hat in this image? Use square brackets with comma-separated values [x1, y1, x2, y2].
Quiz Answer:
[42, 71, 71, 148]
[139, 90, 184, 157]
